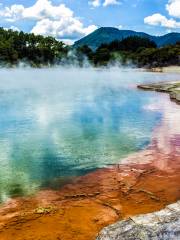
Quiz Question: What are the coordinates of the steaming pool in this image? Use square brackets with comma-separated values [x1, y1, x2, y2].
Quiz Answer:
[0, 68, 179, 202]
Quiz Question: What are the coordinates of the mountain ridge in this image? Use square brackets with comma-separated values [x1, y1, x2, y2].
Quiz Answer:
[74, 27, 180, 50]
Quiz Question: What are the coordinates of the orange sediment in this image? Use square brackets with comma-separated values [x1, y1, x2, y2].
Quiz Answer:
[0, 147, 179, 240]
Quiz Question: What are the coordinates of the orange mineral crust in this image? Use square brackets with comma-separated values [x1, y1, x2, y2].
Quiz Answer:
[0, 147, 179, 240]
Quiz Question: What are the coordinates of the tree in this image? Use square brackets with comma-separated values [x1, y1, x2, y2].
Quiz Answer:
[0, 28, 69, 66]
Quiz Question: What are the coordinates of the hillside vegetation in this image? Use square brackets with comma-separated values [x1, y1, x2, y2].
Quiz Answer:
[0, 28, 179, 68]
[0, 28, 68, 67]
[77, 36, 180, 67]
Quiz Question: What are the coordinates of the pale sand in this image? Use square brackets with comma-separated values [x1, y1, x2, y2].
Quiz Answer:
[151, 66, 180, 73]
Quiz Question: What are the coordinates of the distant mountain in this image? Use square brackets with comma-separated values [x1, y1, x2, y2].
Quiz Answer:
[74, 27, 180, 50]
[155, 32, 180, 47]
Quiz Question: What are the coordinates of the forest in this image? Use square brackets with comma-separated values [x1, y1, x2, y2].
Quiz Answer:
[77, 36, 180, 67]
[0, 28, 69, 67]
[0, 28, 179, 68]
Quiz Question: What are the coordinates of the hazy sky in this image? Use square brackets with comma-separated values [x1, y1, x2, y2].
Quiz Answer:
[0, 0, 179, 43]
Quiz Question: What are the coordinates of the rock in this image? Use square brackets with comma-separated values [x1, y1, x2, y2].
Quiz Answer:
[34, 206, 55, 214]
[137, 82, 180, 104]
[96, 201, 180, 240]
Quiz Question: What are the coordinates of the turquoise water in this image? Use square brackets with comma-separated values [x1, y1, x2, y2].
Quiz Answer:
[0, 68, 179, 201]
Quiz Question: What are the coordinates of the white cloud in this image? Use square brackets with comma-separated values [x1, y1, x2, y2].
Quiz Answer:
[144, 0, 180, 29]
[31, 18, 97, 39]
[0, 4, 25, 22]
[89, 0, 101, 7]
[89, 0, 121, 7]
[9, 26, 20, 31]
[4, 26, 20, 31]
[144, 13, 180, 28]
[103, 0, 121, 7]
[166, 0, 180, 18]
[0, 0, 97, 40]
[117, 25, 123, 29]
[0, 0, 73, 21]
[166, 28, 173, 33]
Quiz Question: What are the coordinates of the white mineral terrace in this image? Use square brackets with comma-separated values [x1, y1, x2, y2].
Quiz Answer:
[97, 195, 180, 239]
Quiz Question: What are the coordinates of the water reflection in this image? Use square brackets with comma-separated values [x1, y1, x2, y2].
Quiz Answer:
[0, 68, 179, 201]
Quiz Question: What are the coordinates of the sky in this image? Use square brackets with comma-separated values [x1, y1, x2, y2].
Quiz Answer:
[0, 0, 179, 44]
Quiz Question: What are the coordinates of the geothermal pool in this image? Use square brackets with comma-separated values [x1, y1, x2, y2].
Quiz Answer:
[0, 68, 179, 201]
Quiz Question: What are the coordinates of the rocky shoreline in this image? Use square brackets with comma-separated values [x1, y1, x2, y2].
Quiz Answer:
[138, 81, 180, 104]
[150, 66, 180, 73]
[97, 201, 180, 240]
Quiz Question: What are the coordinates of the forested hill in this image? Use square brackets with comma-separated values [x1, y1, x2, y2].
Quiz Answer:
[74, 27, 180, 50]
[0, 27, 179, 68]
[0, 27, 69, 66]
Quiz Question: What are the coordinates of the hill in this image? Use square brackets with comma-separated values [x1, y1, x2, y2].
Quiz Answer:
[74, 27, 180, 50]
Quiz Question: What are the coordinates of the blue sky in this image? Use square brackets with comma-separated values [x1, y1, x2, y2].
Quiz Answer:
[0, 0, 179, 43]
